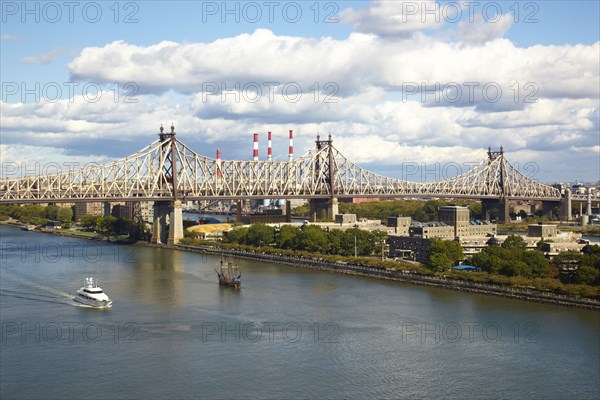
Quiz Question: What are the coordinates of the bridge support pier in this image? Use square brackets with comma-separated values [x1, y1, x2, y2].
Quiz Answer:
[309, 197, 338, 222]
[151, 201, 169, 244]
[151, 200, 184, 244]
[481, 199, 510, 223]
[587, 191, 592, 215]
[285, 200, 292, 223]
[560, 189, 572, 221]
[541, 201, 560, 219]
[236, 200, 242, 223]
[103, 202, 112, 217]
[167, 200, 184, 245]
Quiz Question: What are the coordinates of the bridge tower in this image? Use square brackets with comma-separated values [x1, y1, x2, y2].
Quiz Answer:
[309, 134, 338, 222]
[481, 146, 510, 223]
[151, 124, 184, 245]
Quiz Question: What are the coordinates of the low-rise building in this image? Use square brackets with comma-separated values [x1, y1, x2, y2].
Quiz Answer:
[387, 236, 431, 262]
[387, 205, 497, 262]
[527, 223, 558, 239]
[387, 216, 412, 235]
[335, 214, 357, 225]
[409, 222, 454, 239]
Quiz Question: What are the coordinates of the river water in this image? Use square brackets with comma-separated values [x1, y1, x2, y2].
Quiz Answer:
[1, 225, 598, 399]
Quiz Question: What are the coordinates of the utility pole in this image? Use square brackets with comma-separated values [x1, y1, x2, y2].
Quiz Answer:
[354, 234, 357, 258]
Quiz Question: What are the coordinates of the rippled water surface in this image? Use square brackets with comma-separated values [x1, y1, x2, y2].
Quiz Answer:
[1, 225, 598, 399]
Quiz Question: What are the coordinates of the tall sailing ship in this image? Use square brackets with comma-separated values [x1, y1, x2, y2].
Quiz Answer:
[214, 255, 241, 288]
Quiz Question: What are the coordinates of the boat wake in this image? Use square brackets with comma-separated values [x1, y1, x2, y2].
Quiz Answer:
[0, 289, 73, 306]
[1, 270, 75, 305]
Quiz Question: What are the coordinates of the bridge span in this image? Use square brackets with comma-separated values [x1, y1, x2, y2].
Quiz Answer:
[0, 125, 595, 244]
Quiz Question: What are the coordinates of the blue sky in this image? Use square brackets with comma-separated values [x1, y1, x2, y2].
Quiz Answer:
[1, 1, 599, 182]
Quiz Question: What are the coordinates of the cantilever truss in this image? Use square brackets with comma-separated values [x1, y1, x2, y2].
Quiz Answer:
[0, 135, 561, 204]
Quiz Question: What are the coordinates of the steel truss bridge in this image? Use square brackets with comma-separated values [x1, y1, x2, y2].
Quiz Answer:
[0, 126, 565, 204]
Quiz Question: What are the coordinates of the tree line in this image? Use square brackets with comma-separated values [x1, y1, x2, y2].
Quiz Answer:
[0, 204, 149, 240]
[0, 204, 72, 226]
[224, 223, 388, 257]
[467, 235, 600, 285]
[469, 235, 550, 278]
[294, 199, 482, 223]
[79, 214, 149, 240]
[551, 246, 600, 286]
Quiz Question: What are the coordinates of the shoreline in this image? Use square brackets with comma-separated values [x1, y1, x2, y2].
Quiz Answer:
[3, 222, 599, 310]
[148, 242, 600, 310]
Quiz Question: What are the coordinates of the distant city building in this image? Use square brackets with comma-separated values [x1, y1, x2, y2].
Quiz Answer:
[130, 201, 154, 224]
[111, 203, 131, 220]
[73, 202, 103, 221]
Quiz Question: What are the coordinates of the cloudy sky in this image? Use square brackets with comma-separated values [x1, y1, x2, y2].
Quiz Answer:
[1, 0, 599, 182]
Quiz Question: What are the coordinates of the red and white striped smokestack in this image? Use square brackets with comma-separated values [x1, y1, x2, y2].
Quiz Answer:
[288, 129, 294, 161]
[267, 131, 272, 161]
[216, 149, 221, 177]
[253, 133, 259, 161]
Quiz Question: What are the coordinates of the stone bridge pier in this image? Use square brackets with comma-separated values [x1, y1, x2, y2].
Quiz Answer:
[481, 199, 510, 223]
[309, 197, 338, 222]
[541, 200, 561, 219]
[151, 200, 183, 244]
[559, 189, 572, 221]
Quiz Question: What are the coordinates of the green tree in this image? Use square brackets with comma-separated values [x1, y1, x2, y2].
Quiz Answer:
[56, 207, 73, 225]
[468, 202, 483, 219]
[247, 223, 275, 247]
[429, 252, 453, 272]
[44, 205, 59, 220]
[113, 218, 130, 235]
[575, 265, 600, 285]
[472, 246, 503, 274]
[292, 204, 309, 218]
[327, 229, 345, 255]
[297, 225, 328, 253]
[98, 215, 117, 234]
[276, 225, 299, 249]
[372, 230, 388, 258]
[429, 238, 464, 272]
[80, 215, 101, 230]
[128, 220, 150, 241]
[502, 235, 527, 250]
[521, 250, 549, 277]
[226, 227, 249, 244]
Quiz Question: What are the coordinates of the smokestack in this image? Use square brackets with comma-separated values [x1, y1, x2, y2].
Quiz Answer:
[289, 129, 294, 161]
[216, 149, 221, 177]
[267, 131, 272, 161]
[253, 133, 259, 161]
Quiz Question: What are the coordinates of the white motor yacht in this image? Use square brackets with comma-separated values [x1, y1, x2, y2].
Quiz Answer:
[73, 277, 112, 308]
